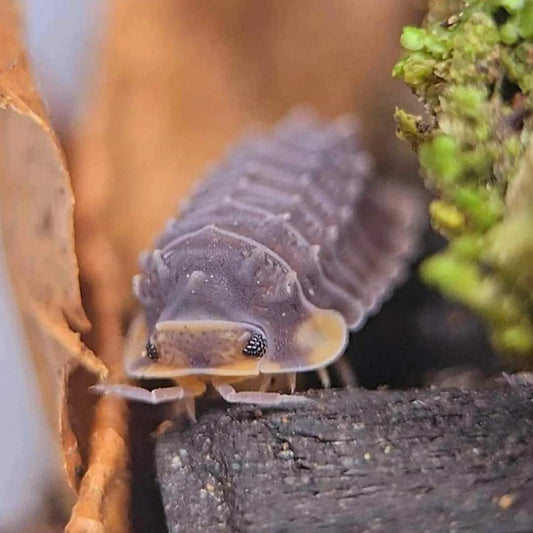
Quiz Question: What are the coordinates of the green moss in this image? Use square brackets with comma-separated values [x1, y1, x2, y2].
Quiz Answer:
[449, 234, 485, 259]
[395, 0, 533, 365]
[400, 26, 427, 51]
[429, 200, 465, 235]
[394, 108, 428, 149]
[518, 1, 533, 37]
[420, 252, 526, 326]
[497, 324, 533, 354]
[500, 21, 520, 43]
[497, 0, 525, 11]
[485, 211, 533, 295]
[420, 136, 462, 184]
[452, 187, 504, 230]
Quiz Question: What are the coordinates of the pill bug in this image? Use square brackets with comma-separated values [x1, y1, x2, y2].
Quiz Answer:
[95, 111, 424, 410]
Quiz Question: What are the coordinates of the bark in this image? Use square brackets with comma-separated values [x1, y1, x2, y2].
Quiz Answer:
[156, 385, 533, 533]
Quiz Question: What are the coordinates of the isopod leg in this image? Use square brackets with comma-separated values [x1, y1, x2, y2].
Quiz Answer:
[287, 372, 297, 394]
[212, 379, 313, 407]
[92, 383, 187, 405]
[501, 371, 533, 386]
[175, 376, 206, 422]
[333, 357, 358, 388]
[317, 367, 331, 389]
[259, 374, 273, 392]
[182, 397, 197, 422]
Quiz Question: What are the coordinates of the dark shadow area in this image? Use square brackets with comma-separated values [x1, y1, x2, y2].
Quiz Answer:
[347, 228, 499, 389]
[129, 402, 170, 533]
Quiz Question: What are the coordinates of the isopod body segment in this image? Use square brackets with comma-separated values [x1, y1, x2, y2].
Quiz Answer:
[95, 111, 424, 408]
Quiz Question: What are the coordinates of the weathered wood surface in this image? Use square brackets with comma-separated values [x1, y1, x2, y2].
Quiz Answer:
[156, 385, 533, 533]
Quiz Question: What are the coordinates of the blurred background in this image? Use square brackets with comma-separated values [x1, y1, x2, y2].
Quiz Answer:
[22, 0, 103, 134]
[0, 1, 499, 531]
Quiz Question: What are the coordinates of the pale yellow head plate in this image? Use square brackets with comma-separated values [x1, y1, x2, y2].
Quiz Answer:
[127, 319, 262, 378]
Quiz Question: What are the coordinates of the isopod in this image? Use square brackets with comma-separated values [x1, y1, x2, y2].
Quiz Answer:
[95, 111, 424, 412]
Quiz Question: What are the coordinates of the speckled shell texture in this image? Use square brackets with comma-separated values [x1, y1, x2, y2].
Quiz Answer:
[134, 112, 423, 371]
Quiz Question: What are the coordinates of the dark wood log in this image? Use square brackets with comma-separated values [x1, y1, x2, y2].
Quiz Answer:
[155, 385, 533, 532]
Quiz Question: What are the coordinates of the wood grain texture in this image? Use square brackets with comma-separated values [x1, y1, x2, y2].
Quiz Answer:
[156, 385, 533, 532]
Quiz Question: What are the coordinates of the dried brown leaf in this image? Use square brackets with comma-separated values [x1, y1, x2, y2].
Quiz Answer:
[0, 0, 105, 432]
[65, 396, 129, 533]
[0, 3, 127, 529]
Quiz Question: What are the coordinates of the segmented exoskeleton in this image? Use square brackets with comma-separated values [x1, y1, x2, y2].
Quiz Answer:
[95, 111, 424, 411]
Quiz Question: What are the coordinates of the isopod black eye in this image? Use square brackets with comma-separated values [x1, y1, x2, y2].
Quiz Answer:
[145, 341, 159, 361]
[243, 333, 267, 358]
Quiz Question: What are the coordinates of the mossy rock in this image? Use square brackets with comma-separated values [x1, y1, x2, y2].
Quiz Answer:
[394, 0, 533, 365]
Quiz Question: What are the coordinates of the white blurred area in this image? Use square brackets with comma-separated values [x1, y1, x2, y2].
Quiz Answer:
[0, 236, 56, 530]
[0, 1, 101, 528]
[21, 0, 103, 133]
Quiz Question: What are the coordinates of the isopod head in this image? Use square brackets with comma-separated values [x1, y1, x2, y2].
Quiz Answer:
[129, 226, 348, 379]
[128, 320, 267, 377]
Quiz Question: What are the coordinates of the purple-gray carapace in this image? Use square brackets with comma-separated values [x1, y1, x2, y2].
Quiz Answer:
[94, 110, 425, 414]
